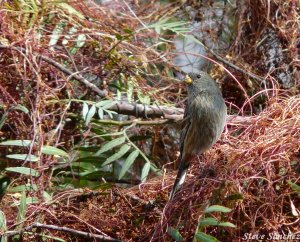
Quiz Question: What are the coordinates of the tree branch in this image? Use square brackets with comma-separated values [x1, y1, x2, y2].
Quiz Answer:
[0, 44, 108, 97]
[93, 118, 177, 127]
[109, 101, 184, 119]
[208, 49, 265, 82]
[198, 39, 266, 83]
[3, 223, 120, 242]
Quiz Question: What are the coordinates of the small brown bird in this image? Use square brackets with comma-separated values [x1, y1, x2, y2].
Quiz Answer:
[169, 71, 227, 199]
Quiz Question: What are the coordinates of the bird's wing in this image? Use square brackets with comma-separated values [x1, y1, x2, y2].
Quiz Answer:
[179, 103, 191, 159]
[169, 103, 192, 200]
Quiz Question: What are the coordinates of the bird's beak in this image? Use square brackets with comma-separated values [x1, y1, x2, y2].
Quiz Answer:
[184, 75, 193, 84]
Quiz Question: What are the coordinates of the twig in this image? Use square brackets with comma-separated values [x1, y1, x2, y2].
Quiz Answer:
[93, 117, 177, 127]
[210, 50, 265, 82]
[0, 44, 108, 97]
[201, 43, 265, 83]
[2, 223, 120, 242]
[122, 0, 148, 29]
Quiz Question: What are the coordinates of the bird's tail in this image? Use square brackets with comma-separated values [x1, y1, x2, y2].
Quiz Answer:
[169, 160, 189, 200]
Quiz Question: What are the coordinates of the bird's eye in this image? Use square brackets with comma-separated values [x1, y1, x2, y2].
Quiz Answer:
[196, 74, 201, 79]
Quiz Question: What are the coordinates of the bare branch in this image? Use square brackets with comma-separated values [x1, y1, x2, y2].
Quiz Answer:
[0, 44, 108, 97]
[109, 101, 184, 119]
[93, 118, 177, 127]
[2, 223, 120, 242]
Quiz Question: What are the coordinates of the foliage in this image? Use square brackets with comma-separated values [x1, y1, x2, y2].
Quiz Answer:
[168, 205, 235, 242]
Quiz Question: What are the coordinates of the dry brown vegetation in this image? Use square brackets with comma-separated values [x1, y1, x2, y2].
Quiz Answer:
[0, 0, 299, 241]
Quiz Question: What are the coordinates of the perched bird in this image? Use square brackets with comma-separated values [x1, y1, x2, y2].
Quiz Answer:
[169, 71, 227, 199]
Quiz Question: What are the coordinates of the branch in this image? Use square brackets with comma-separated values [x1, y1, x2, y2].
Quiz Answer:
[0, 44, 108, 97]
[208, 49, 265, 82]
[197, 40, 266, 83]
[93, 118, 176, 127]
[3, 223, 120, 242]
[108, 101, 184, 119]
[65, 99, 254, 125]
[93, 114, 256, 126]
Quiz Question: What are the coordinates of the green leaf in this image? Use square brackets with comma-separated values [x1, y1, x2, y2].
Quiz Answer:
[6, 154, 39, 162]
[43, 191, 52, 203]
[98, 108, 104, 119]
[115, 33, 123, 40]
[0, 111, 8, 130]
[76, 34, 86, 48]
[137, 91, 150, 105]
[14, 104, 29, 114]
[96, 131, 124, 137]
[217, 222, 236, 228]
[204, 205, 232, 214]
[104, 110, 117, 119]
[7, 184, 38, 193]
[102, 100, 117, 109]
[288, 180, 300, 193]
[5, 167, 39, 177]
[12, 197, 39, 207]
[150, 163, 163, 176]
[95, 137, 125, 155]
[141, 162, 151, 182]
[41, 146, 68, 157]
[167, 227, 183, 242]
[194, 232, 220, 242]
[16, 189, 27, 226]
[123, 28, 133, 35]
[0, 140, 32, 147]
[145, 18, 190, 35]
[117, 89, 122, 101]
[63, 26, 78, 44]
[85, 105, 96, 126]
[0, 210, 7, 233]
[126, 79, 134, 103]
[71, 161, 96, 170]
[118, 150, 139, 179]
[82, 102, 89, 120]
[101, 144, 131, 167]
[1, 234, 7, 242]
[95, 100, 113, 107]
[49, 21, 65, 47]
[185, 34, 205, 47]
[198, 217, 219, 227]
[72, 156, 105, 164]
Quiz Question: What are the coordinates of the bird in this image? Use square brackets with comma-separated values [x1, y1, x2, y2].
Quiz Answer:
[169, 71, 227, 200]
